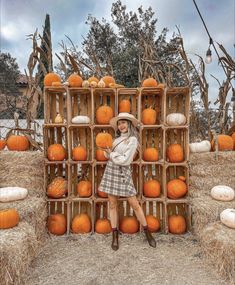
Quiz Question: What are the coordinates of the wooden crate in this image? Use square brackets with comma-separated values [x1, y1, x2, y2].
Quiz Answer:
[67, 88, 92, 125]
[117, 88, 139, 118]
[44, 87, 67, 124]
[141, 200, 165, 233]
[141, 164, 164, 199]
[139, 87, 165, 125]
[68, 126, 93, 162]
[47, 200, 69, 234]
[70, 163, 93, 198]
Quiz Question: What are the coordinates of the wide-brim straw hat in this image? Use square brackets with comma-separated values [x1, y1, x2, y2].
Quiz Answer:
[109, 112, 142, 131]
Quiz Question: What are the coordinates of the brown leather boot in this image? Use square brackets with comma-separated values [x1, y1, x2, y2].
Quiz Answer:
[111, 229, 119, 251]
[144, 228, 156, 248]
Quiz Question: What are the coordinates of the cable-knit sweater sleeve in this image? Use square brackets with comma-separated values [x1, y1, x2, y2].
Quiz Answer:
[109, 137, 137, 166]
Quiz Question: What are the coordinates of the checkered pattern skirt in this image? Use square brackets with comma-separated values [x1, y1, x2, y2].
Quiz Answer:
[98, 160, 137, 197]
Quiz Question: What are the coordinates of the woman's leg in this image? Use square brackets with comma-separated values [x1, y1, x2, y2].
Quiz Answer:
[127, 196, 147, 226]
[108, 194, 119, 228]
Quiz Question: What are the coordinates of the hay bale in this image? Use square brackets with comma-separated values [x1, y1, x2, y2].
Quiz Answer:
[0, 151, 44, 198]
[0, 222, 41, 285]
[200, 221, 235, 282]
[190, 151, 235, 165]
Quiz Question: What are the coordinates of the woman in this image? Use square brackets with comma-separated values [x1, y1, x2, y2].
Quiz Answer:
[98, 112, 156, 251]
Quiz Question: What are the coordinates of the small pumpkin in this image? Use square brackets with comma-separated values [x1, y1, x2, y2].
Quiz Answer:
[47, 144, 66, 161]
[7, 135, 30, 151]
[72, 213, 91, 233]
[95, 218, 112, 234]
[0, 187, 28, 202]
[119, 99, 131, 113]
[88, 76, 99, 84]
[166, 144, 184, 163]
[97, 79, 106, 88]
[44, 73, 61, 86]
[142, 107, 157, 125]
[146, 215, 161, 232]
[47, 177, 68, 198]
[82, 80, 90, 88]
[189, 140, 211, 153]
[72, 145, 87, 161]
[90, 81, 98, 88]
[97, 188, 108, 198]
[54, 113, 63, 123]
[220, 209, 235, 229]
[143, 148, 159, 161]
[167, 177, 187, 199]
[157, 83, 166, 89]
[95, 132, 113, 148]
[211, 185, 234, 202]
[68, 73, 83, 87]
[142, 78, 158, 87]
[47, 213, 66, 235]
[168, 215, 186, 234]
[96, 105, 114, 124]
[143, 179, 161, 198]
[0, 139, 6, 150]
[101, 76, 115, 88]
[96, 149, 108, 161]
[77, 180, 92, 197]
[0, 209, 20, 229]
[119, 216, 139, 234]
[166, 113, 186, 126]
[211, 135, 233, 151]
[71, 115, 90, 124]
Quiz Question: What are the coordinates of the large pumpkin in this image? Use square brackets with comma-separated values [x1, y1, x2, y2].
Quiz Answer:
[166, 144, 184, 162]
[167, 177, 187, 199]
[168, 215, 186, 234]
[44, 73, 61, 86]
[7, 135, 30, 151]
[211, 135, 233, 151]
[47, 177, 68, 198]
[210, 185, 234, 202]
[47, 213, 66, 235]
[119, 216, 139, 234]
[189, 140, 211, 153]
[166, 113, 186, 126]
[96, 105, 114, 124]
[95, 218, 112, 234]
[72, 213, 91, 233]
[95, 132, 113, 148]
[119, 99, 131, 113]
[143, 179, 161, 198]
[68, 73, 83, 87]
[146, 215, 161, 232]
[96, 149, 108, 161]
[142, 107, 157, 125]
[0, 209, 20, 229]
[101, 76, 115, 88]
[77, 180, 92, 197]
[47, 144, 66, 161]
[143, 148, 159, 161]
[0, 139, 6, 150]
[72, 145, 87, 161]
[142, 78, 158, 87]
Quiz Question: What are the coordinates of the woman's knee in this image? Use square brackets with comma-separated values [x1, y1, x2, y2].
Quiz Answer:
[108, 195, 118, 209]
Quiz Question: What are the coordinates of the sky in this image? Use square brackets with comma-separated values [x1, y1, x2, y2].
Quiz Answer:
[0, 0, 234, 104]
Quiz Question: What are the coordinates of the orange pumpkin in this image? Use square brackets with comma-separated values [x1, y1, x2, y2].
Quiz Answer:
[143, 148, 159, 161]
[72, 145, 87, 161]
[68, 73, 83, 87]
[96, 105, 114, 124]
[166, 144, 184, 162]
[141, 107, 157, 125]
[142, 78, 158, 87]
[52, 81, 62, 87]
[72, 213, 91, 233]
[88, 76, 99, 84]
[167, 178, 187, 199]
[146, 215, 161, 232]
[44, 73, 61, 86]
[47, 177, 68, 198]
[119, 216, 139, 234]
[0, 209, 20, 229]
[232, 133, 235, 150]
[95, 132, 113, 148]
[47, 144, 66, 161]
[97, 189, 108, 198]
[211, 134, 233, 151]
[96, 149, 108, 161]
[95, 218, 112, 234]
[77, 180, 92, 197]
[168, 215, 186, 234]
[101, 76, 115, 88]
[119, 99, 131, 113]
[143, 179, 161, 198]
[47, 213, 66, 235]
[0, 139, 6, 150]
[7, 135, 30, 151]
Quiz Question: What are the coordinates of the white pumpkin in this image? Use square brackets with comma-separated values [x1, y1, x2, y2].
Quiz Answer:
[0, 187, 28, 202]
[189, 140, 211, 153]
[82, 80, 90, 88]
[220, 209, 235, 229]
[211, 185, 235, 202]
[166, 113, 186, 126]
[71, 115, 90, 124]
[97, 79, 105, 88]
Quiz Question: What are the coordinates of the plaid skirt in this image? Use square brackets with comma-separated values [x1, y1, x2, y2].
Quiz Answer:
[98, 160, 137, 197]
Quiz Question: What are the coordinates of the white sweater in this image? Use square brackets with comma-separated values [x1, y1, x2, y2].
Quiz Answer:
[104, 132, 138, 166]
